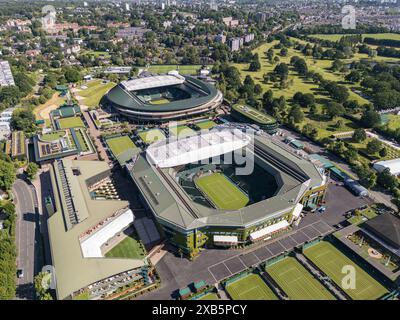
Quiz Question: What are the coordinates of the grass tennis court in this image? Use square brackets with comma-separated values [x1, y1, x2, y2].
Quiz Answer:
[266, 257, 335, 300]
[195, 173, 249, 210]
[74, 128, 90, 152]
[149, 98, 170, 105]
[138, 129, 166, 144]
[304, 241, 388, 300]
[106, 135, 136, 156]
[105, 233, 146, 260]
[57, 116, 85, 129]
[197, 293, 219, 300]
[226, 274, 278, 300]
[232, 104, 276, 125]
[40, 131, 66, 142]
[195, 120, 217, 130]
[169, 125, 196, 137]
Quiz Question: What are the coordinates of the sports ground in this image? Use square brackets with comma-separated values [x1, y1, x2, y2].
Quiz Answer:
[106, 135, 137, 157]
[57, 116, 85, 129]
[197, 293, 219, 300]
[225, 274, 278, 300]
[195, 173, 249, 210]
[138, 129, 166, 144]
[304, 241, 388, 300]
[169, 125, 196, 137]
[195, 120, 217, 130]
[266, 257, 335, 300]
[104, 233, 146, 260]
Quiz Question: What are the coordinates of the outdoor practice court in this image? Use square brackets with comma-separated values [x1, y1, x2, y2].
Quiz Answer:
[225, 274, 278, 300]
[304, 241, 388, 300]
[195, 173, 249, 210]
[266, 256, 335, 300]
[106, 135, 136, 156]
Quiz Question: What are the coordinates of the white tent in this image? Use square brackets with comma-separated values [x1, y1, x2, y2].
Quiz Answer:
[373, 158, 400, 176]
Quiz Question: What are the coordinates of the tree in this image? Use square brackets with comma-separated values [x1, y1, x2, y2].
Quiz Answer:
[377, 168, 398, 190]
[274, 63, 289, 80]
[64, 67, 81, 83]
[345, 70, 361, 83]
[325, 101, 345, 119]
[361, 108, 381, 128]
[288, 105, 304, 123]
[10, 109, 36, 133]
[25, 163, 39, 181]
[366, 138, 383, 154]
[379, 147, 388, 158]
[0, 160, 16, 191]
[352, 128, 367, 142]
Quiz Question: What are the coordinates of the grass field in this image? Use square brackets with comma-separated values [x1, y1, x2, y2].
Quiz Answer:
[226, 274, 278, 300]
[57, 116, 85, 129]
[149, 98, 170, 105]
[138, 128, 166, 144]
[266, 257, 335, 300]
[40, 131, 66, 142]
[195, 173, 249, 210]
[105, 233, 146, 260]
[309, 33, 400, 42]
[195, 120, 217, 130]
[77, 79, 116, 107]
[233, 104, 276, 124]
[304, 241, 388, 300]
[169, 125, 196, 137]
[147, 65, 206, 75]
[106, 135, 136, 156]
[197, 293, 219, 300]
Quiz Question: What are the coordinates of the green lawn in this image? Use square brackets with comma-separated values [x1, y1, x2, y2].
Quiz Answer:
[148, 64, 205, 75]
[226, 274, 278, 300]
[169, 125, 196, 137]
[266, 257, 335, 300]
[78, 80, 116, 107]
[149, 98, 170, 105]
[195, 120, 217, 130]
[195, 173, 249, 210]
[57, 116, 85, 129]
[106, 135, 136, 157]
[40, 131, 66, 142]
[197, 293, 219, 300]
[105, 234, 146, 260]
[304, 241, 388, 300]
[309, 33, 400, 42]
[138, 129, 166, 144]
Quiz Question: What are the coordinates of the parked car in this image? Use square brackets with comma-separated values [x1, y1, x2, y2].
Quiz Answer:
[17, 268, 24, 279]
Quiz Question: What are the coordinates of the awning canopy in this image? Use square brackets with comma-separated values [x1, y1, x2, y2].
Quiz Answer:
[249, 220, 289, 241]
[292, 203, 304, 219]
[213, 235, 238, 245]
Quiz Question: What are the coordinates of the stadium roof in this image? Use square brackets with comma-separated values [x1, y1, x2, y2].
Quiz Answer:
[48, 159, 146, 299]
[121, 73, 185, 91]
[129, 134, 325, 231]
[106, 75, 220, 112]
[146, 128, 251, 168]
[373, 158, 400, 176]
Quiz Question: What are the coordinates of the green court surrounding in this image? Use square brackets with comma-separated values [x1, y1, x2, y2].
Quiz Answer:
[57, 116, 85, 129]
[226, 274, 278, 300]
[106, 135, 136, 156]
[197, 293, 219, 300]
[169, 125, 196, 137]
[195, 120, 217, 130]
[195, 173, 249, 210]
[304, 241, 388, 300]
[138, 129, 166, 144]
[105, 234, 146, 260]
[266, 257, 335, 300]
